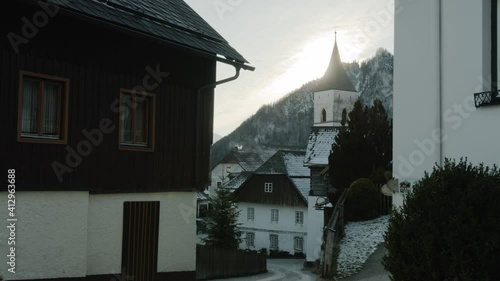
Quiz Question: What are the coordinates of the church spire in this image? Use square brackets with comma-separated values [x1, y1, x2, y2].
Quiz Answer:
[315, 34, 356, 92]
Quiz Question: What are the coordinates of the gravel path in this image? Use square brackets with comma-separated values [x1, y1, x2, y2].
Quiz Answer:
[338, 244, 391, 281]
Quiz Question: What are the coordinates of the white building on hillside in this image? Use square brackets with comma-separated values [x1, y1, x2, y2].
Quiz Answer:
[208, 148, 264, 196]
[393, 0, 500, 206]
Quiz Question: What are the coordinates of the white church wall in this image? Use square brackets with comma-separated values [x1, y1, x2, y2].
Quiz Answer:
[394, 0, 499, 207]
[314, 89, 357, 127]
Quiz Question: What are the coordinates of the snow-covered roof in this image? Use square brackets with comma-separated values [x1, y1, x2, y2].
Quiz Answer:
[255, 150, 308, 175]
[283, 152, 310, 177]
[216, 149, 265, 172]
[222, 171, 252, 190]
[291, 178, 310, 202]
[304, 127, 338, 166]
[197, 191, 209, 200]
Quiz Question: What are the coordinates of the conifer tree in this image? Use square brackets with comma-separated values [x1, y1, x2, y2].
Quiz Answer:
[202, 187, 242, 249]
[328, 99, 392, 196]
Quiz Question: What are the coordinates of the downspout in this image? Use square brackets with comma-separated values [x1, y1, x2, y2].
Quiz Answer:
[195, 65, 251, 190]
[438, 0, 443, 166]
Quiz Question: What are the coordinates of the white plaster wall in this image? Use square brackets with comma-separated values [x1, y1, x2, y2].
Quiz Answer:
[209, 163, 243, 196]
[0, 191, 89, 280]
[440, 0, 499, 168]
[393, 0, 443, 192]
[87, 192, 197, 275]
[394, 0, 499, 207]
[306, 196, 324, 262]
[314, 90, 335, 124]
[314, 90, 357, 127]
[237, 202, 307, 254]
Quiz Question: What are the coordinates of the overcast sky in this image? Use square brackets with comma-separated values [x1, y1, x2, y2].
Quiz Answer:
[184, 0, 395, 137]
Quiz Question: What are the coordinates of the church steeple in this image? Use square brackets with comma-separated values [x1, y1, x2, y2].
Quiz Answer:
[316, 35, 356, 92]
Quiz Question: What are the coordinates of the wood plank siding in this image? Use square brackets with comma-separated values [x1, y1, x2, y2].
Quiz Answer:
[0, 2, 216, 193]
[235, 175, 307, 207]
[310, 168, 329, 196]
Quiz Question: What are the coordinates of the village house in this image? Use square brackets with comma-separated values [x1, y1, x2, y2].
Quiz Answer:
[233, 150, 310, 255]
[393, 0, 500, 206]
[0, 1, 252, 280]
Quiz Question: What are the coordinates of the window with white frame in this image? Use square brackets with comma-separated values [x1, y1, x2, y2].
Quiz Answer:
[271, 209, 279, 222]
[295, 211, 304, 224]
[264, 182, 273, 193]
[247, 207, 255, 220]
[294, 237, 304, 252]
[270, 234, 278, 249]
[246, 232, 255, 247]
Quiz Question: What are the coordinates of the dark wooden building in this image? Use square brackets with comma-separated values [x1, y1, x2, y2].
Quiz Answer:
[0, 1, 252, 280]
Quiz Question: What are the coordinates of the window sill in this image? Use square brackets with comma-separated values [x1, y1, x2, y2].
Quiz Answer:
[119, 144, 154, 152]
[18, 134, 66, 144]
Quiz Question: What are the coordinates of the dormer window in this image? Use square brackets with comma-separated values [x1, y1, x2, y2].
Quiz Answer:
[264, 182, 273, 193]
[321, 108, 327, 122]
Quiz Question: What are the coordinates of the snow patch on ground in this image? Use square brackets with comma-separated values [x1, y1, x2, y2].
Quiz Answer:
[337, 215, 389, 278]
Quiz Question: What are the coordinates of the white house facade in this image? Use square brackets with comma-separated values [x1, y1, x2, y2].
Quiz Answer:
[393, 0, 500, 206]
[238, 202, 308, 254]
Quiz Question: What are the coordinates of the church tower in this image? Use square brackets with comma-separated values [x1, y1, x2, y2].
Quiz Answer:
[313, 34, 357, 127]
[304, 34, 358, 266]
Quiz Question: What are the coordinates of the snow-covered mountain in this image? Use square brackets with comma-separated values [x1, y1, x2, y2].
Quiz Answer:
[211, 49, 393, 168]
[345, 48, 394, 116]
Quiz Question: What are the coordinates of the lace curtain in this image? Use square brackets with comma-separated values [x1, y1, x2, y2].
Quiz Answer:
[21, 80, 39, 134]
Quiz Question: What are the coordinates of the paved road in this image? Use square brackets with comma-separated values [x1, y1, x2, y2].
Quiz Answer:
[211, 259, 324, 281]
[211, 245, 390, 281]
[339, 245, 391, 281]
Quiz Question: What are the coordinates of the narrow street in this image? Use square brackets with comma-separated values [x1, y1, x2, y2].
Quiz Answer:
[212, 259, 324, 281]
